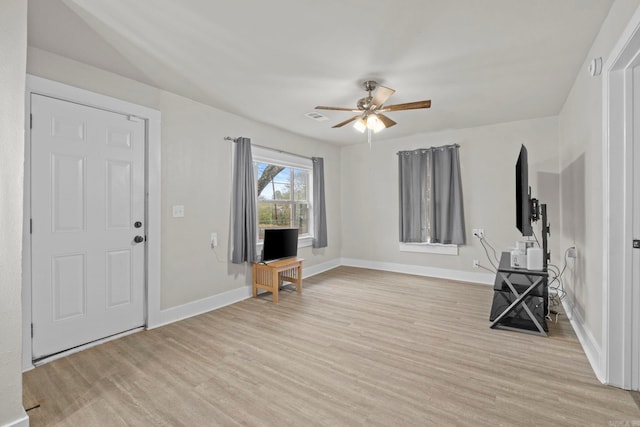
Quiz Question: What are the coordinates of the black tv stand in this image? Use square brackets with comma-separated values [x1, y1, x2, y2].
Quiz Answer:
[489, 252, 549, 336]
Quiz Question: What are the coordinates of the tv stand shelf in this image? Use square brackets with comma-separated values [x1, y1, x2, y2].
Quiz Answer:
[490, 252, 548, 336]
[252, 257, 303, 304]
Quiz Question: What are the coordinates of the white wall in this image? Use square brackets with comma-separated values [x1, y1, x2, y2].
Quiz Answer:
[558, 0, 640, 348]
[26, 47, 341, 311]
[157, 91, 341, 308]
[340, 117, 559, 278]
[0, 1, 27, 426]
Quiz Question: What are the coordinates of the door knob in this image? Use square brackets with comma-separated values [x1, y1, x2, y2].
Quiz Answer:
[134, 235, 144, 243]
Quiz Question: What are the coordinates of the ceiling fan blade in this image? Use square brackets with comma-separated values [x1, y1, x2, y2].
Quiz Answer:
[332, 115, 361, 128]
[379, 100, 431, 112]
[315, 106, 360, 112]
[369, 86, 395, 110]
[376, 113, 397, 129]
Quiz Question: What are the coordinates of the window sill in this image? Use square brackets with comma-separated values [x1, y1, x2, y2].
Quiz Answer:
[399, 242, 459, 255]
[298, 235, 313, 248]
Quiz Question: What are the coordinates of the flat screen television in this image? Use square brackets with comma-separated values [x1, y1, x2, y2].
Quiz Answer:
[516, 145, 533, 237]
[262, 228, 298, 262]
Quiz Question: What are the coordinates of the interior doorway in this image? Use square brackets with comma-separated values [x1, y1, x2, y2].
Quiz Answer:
[604, 7, 640, 391]
[633, 63, 640, 391]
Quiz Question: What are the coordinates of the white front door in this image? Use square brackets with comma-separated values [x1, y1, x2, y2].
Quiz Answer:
[30, 94, 146, 360]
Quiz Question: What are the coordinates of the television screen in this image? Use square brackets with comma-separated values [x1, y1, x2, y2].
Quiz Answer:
[262, 228, 298, 262]
[516, 145, 533, 236]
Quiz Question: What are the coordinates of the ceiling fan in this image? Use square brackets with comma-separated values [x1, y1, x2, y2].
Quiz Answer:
[315, 80, 431, 138]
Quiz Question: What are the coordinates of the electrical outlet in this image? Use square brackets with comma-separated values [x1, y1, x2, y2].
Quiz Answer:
[472, 228, 485, 238]
[211, 232, 218, 248]
[172, 205, 185, 218]
[567, 246, 577, 259]
[473, 259, 479, 268]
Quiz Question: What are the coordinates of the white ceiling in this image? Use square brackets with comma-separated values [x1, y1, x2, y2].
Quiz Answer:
[28, 0, 613, 145]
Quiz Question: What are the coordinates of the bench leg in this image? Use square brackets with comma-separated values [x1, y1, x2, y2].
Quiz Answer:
[272, 269, 279, 304]
[252, 265, 258, 298]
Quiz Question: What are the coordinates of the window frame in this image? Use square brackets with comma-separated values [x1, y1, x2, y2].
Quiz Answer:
[252, 146, 314, 249]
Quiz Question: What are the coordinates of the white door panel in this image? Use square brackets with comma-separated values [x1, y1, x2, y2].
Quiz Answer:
[106, 249, 133, 308]
[31, 94, 145, 359]
[52, 253, 86, 321]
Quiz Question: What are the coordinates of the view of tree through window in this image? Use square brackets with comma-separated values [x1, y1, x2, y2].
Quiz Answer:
[254, 162, 310, 240]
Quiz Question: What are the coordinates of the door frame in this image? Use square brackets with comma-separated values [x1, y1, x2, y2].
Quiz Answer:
[22, 75, 162, 370]
[603, 6, 640, 390]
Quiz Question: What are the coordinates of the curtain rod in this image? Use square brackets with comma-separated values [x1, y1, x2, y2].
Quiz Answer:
[396, 143, 460, 155]
[224, 136, 314, 161]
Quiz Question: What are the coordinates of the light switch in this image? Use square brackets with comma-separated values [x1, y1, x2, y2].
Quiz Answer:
[172, 205, 185, 218]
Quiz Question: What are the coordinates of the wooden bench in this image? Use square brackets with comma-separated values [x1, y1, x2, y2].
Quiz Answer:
[252, 257, 303, 303]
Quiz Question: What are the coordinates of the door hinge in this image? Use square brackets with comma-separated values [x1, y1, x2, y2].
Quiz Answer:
[30, 113, 33, 129]
[31, 323, 34, 338]
[30, 218, 32, 234]
[633, 239, 640, 249]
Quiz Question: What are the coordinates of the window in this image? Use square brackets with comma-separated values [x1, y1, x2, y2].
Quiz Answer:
[252, 146, 313, 243]
[398, 145, 465, 255]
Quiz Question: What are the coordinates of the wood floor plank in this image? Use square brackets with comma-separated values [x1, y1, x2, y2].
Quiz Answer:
[23, 266, 640, 426]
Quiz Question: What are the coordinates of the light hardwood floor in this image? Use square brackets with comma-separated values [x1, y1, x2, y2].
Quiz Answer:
[24, 266, 640, 426]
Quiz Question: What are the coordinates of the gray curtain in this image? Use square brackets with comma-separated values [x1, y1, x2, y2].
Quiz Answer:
[231, 137, 258, 264]
[398, 145, 465, 245]
[312, 157, 328, 248]
[398, 149, 430, 243]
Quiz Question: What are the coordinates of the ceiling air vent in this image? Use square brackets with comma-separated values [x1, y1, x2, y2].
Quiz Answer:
[305, 112, 329, 122]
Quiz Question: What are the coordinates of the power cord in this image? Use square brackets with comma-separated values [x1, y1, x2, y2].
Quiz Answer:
[482, 235, 501, 266]
[546, 247, 573, 322]
[473, 229, 575, 325]
[473, 230, 500, 269]
[477, 263, 496, 274]
[479, 239, 498, 269]
[531, 229, 541, 248]
[211, 246, 226, 263]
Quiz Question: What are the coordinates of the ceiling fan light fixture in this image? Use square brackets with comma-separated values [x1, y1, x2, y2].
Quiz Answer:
[353, 117, 367, 133]
[317, 80, 431, 141]
[367, 114, 386, 133]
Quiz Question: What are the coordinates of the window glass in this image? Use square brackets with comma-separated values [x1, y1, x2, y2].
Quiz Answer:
[294, 169, 307, 201]
[255, 161, 312, 240]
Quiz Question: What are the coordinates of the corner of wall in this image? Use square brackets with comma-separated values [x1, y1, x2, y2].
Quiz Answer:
[561, 295, 605, 383]
[0, 0, 28, 425]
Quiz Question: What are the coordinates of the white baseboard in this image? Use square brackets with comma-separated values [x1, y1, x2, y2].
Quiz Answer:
[340, 258, 495, 285]
[3, 409, 29, 427]
[303, 258, 342, 278]
[148, 258, 342, 329]
[148, 285, 253, 329]
[561, 296, 604, 383]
